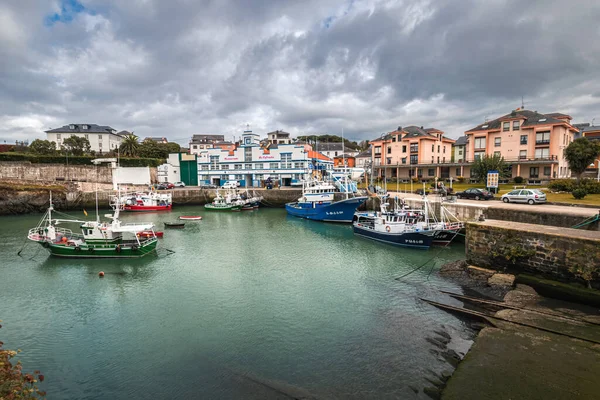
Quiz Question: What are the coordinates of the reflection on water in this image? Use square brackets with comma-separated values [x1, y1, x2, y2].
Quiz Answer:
[0, 207, 470, 399]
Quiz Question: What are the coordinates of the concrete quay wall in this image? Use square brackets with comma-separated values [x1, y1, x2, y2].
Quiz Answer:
[0, 161, 114, 183]
[466, 219, 600, 286]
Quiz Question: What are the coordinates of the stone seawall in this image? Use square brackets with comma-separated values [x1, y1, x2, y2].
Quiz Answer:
[466, 220, 600, 286]
[486, 206, 600, 231]
[0, 161, 114, 183]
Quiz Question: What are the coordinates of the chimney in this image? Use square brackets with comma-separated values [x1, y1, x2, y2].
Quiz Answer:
[397, 126, 402, 131]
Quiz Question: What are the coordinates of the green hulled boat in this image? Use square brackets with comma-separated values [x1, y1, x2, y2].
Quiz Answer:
[28, 193, 159, 258]
[204, 191, 242, 211]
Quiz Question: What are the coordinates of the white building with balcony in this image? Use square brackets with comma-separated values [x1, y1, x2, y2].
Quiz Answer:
[45, 124, 123, 153]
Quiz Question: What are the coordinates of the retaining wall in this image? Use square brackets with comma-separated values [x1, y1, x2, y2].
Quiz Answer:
[466, 220, 600, 286]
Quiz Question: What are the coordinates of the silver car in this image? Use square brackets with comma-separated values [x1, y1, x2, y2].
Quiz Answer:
[501, 189, 547, 204]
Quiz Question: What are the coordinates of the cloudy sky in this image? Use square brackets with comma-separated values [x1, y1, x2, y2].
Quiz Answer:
[1, 0, 599, 145]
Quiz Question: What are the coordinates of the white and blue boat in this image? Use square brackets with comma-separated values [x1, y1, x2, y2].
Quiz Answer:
[285, 176, 368, 223]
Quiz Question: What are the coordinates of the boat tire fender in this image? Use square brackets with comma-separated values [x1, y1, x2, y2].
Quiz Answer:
[116, 244, 121, 253]
[88, 247, 94, 252]
[385, 226, 391, 233]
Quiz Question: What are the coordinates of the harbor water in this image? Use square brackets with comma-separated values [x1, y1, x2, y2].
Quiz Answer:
[0, 207, 471, 399]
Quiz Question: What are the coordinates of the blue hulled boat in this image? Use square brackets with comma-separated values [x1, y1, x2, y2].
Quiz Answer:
[285, 178, 367, 223]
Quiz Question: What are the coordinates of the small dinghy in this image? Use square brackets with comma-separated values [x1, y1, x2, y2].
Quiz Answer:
[164, 222, 185, 228]
[137, 230, 164, 238]
[179, 216, 203, 220]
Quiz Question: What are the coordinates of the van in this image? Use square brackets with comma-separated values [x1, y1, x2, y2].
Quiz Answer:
[221, 180, 240, 189]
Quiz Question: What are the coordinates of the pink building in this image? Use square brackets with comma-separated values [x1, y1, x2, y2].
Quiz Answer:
[465, 110, 578, 181]
[370, 126, 456, 181]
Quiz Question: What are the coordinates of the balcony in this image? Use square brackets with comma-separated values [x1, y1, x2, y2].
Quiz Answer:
[372, 155, 558, 169]
[535, 139, 550, 146]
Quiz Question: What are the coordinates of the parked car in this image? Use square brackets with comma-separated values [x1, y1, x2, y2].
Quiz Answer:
[200, 184, 217, 189]
[221, 180, 240, 189]
[157, 183, 174, 190]
[455, 188, 494, 200]
[415, 188, 430, 195]
[501, 189, 547, 204]
[173, 181, 186, 188]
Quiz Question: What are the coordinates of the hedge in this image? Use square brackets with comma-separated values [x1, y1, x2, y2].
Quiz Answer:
[0, 152, 164, 167]
[548, 178, 600, 194]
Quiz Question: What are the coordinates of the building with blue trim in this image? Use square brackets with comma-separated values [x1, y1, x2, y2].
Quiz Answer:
[195, 129, 333, 187]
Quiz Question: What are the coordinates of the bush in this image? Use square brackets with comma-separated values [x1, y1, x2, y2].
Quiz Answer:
[0, 152, 165, 167]
[456, 176, 465, 183]
[579, 179, 600, 195]
[572, 188, 587, 199]
[548, 179, 577, 193]
[513, 176, 524, 184]
[411, 177, 419, 183]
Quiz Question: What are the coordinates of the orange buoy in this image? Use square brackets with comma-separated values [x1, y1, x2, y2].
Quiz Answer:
[98, 271, 105, 277]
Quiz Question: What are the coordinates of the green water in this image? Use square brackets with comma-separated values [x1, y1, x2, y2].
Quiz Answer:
[0, 207, 471, 399]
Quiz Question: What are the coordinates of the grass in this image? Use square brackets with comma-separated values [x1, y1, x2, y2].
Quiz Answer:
[364, 181, 600, 206]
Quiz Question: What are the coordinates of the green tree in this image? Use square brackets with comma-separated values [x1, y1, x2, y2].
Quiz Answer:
[565, 138, 600, 182]
[61, 136, 91, 156]
[163, 142, 181, 154]
[138, 139, 168, 159]
[29, 139, 57, 155]
[471, 154, 510, 183]
[119, 134, 140, 157]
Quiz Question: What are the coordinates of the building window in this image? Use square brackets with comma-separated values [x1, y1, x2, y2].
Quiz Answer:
[270, 162, 279, 169]
[536, 131, 550, 145]
[69, 125, 75, 129]
[210, 156, 219, 170]
[410, 144, 418, 152]
[443, 146, 446, 154]
[503, 122, 510, 131]
[535, 148, 550, 159]
[387, 147, 391, 154]
[57, 134, 61, 139]
[193, 145, 198, 149]
[431, 156, 434, 163]
[495, 137, 501, 147]
[402, 145, 406, 153]
[544, 166, 551, 176]
[474, 151, 484, 160]
[294, 162, 303, 169]
[438, 145, 440, 153]
[428, 168, 435, 177]
[530, 167, 539, 178]
[432, 144, 435, 152]
[455, 168, 461, 176]
[392, 136, 396, 142]
[410, 155, 418, 164]
[234, 164, 242, 170]
[401, 157, 407, 164]
[458, 150, 463, 156]
[244, 147, 252, 161]
[520, 135, 528, 145]
[386, 157, 392, 165]
[513, 121, 520, 130]
[494, 151, 501, 157]
[82, 125, 88, 130]
[474, 137, 486, 149]
[201, 165, 209, 171]
[222, 164, 230, 170]
[374, 146, 381, 155]
[519, 150, 527, 159]
[281, 154, 291, 168]
[437, 157, 440, 163]
[98, 142, 102, 149]
[245, 163, 252, 170]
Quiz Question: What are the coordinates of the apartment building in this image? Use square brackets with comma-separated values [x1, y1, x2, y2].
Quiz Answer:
[189, 134, 225, 155]
[465, 110, 577, 181]
[266, 130, 292, 145]
[45, 124, 123, 153]
[370, 126, 456, 181]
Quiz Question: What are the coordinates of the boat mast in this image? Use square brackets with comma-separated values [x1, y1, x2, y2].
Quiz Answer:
[342, 128, 348, 199]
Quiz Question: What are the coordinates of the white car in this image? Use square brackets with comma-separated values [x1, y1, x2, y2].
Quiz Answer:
[501, 189, 547, 204]
[221, 181, 240, 189]
[174, 181, 186, 188]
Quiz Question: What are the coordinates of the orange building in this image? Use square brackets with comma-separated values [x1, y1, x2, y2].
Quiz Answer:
[333, 155, 356, 168]
[370, 126, 455, 181]
[465, 110, 578, 181]
[581, 125, 600, 168]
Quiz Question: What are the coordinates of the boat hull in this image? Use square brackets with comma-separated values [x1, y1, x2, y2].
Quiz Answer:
[42, 239, 158, 258]
[431, 229, 461, 246]
[123, 205, 172, 212]
[352, 224, 432, 249]
[285, 197, 367, 223]
[204, 204, 242, 211]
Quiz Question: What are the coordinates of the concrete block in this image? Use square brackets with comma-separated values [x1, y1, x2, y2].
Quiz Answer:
[488, 273, 516, 288]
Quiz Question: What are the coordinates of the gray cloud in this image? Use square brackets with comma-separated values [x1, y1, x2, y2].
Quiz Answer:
[1, 0, 599, 145]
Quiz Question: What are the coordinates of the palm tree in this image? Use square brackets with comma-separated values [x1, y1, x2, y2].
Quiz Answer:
[119, 134, 140, 157]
